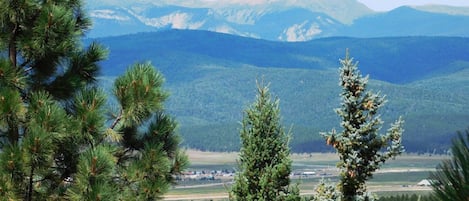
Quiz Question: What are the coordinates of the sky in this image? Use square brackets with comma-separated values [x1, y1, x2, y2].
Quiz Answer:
[119, 0, 469, 9]
[96, 0, 469, 11]
[357, 0, 469, 11]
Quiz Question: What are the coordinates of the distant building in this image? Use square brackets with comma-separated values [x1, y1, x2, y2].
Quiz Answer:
[417, 179, 432, 186]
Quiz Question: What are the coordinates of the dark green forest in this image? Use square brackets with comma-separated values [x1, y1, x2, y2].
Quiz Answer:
[94, 30, 469, 153]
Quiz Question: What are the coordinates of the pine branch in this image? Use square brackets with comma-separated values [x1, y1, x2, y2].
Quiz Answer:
[24, 66, 33, 73]
[110, 109, 122, 130]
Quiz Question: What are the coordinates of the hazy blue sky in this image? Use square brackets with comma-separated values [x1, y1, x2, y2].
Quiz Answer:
[153, 0, 469, 9]
[357, 0, 469, 11]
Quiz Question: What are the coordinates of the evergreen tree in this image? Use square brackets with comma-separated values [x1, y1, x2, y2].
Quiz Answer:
[429, 129, 469, 201]
[0, 0, 188, 200]
[231, 80, 299, 201]
[321, 51, 404, 201]
[311, 180, 342, 201]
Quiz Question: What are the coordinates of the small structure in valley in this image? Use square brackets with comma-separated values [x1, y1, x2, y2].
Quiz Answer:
[417, 179, 432, 186]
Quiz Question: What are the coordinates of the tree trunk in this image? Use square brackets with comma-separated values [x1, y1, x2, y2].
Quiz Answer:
[341, 175, 359, 201]
[6, 117, 19, 144]
[9, 23, 18, 68]
[27, 165, 35, 201]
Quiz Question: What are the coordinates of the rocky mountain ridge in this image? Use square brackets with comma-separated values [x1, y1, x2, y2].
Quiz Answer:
[86, 1, 469, 41]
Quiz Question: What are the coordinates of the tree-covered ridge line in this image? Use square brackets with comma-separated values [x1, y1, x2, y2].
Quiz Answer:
[98, 66, 469, 153]
[95, 30, 469, 84]
[93, 30, 469, 153]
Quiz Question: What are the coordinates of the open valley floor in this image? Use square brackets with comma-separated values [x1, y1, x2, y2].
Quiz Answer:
[164, 150, 445, 200]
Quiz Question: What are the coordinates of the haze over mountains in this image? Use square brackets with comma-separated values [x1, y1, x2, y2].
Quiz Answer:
[86, 0, 469, 41]
[86, 0, 469, 153]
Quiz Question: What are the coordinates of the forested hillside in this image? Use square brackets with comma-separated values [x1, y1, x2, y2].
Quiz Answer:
[95, 30, 469, 153]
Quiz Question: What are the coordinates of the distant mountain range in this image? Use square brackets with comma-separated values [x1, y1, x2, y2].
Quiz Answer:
[86, 0, 469, 41]
[94, 30, 469, 153]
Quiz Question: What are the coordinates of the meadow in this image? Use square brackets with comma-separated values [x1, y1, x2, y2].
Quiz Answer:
[164, 150, 447, 200]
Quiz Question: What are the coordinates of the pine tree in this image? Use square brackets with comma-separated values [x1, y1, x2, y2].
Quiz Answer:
[321, 51, 404, 201]
[63, 63, 188, 200]
[429, 129, 469, 201]
[0, 0, 188, 200]
[231, 80, 299, 201]
[310, 180, 341, 201]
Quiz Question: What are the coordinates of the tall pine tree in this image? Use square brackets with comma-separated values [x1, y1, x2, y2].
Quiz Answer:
[0, 0, 187, 200]
[231, 80, 299, 201]
[321, 51, 404, 201]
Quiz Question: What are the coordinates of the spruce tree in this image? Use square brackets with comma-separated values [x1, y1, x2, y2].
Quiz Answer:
[321, 51, 404, 201]
[429, 129, 469, 201]
[231, 81, 299, 201]
[0, 0, 188, 200]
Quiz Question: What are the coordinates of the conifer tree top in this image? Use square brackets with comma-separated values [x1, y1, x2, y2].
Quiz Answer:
[322, 51, 404, 201]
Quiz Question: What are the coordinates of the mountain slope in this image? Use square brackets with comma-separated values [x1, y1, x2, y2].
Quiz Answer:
[86, 2, 469, 41]
[95, 30, 469, 153]
[90, 7, 157, 37]
[413, 5, 469, 16]
[87, 4, 346, 41]
[344, 6, 469, 37]
[85, 0, 373, 24]
[97, 30, 469, 83]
